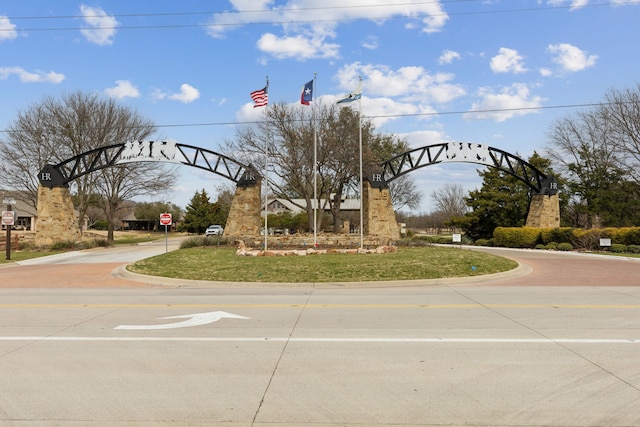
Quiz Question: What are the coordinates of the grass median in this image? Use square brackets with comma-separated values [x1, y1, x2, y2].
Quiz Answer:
[127, 246, 518, 283]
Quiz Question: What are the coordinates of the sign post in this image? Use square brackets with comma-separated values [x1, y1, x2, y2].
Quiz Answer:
[159, 213, 172, 253]
[2, 199, 16, 260]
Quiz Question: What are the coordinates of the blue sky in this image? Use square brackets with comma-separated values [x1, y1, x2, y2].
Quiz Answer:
[1, 0, 638, 213]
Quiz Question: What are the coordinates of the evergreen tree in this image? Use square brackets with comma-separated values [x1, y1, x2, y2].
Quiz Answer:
[179, 189, 217, 234]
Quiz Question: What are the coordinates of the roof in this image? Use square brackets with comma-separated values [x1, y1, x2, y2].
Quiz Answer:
[268, 197, 361, 214]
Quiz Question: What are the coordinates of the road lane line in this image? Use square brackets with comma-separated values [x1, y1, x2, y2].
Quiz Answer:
[2, 303, 640, 309]
[0, 337, 638, 344]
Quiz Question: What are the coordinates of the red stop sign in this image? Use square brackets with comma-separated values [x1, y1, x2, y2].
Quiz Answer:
[159, 213, 172, 225]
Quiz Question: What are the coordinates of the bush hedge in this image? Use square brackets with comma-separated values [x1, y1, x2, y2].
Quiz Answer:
[491, 226, 640, 251]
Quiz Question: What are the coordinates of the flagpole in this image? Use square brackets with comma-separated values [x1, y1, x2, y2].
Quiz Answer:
[263, 76, 269, 252]
[358, 76, 364, 251]
[312, 72, 318, 248]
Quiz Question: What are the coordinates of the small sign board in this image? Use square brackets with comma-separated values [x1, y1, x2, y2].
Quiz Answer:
[2, 211, 15, 226]
[599, 238, 612, 247]
[159, 213, 172, 226]
[2, 198, 16, 205]
[452, 233, 462, 243]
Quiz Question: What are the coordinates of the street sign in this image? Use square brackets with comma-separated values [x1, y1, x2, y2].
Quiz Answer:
[2, 211, 15, 226]
[2, 198, 16, 205]
[159, 213, 172, 225]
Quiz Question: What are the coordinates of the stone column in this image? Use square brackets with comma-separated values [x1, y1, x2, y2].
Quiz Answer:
[363, 181, 400, 243]
[224, 181, 262, 239]
[526, 193, 560, 228]
[34, 185, 81, 247]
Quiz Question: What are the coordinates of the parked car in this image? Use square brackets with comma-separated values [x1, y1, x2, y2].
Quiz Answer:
[205, 224, 224, 236]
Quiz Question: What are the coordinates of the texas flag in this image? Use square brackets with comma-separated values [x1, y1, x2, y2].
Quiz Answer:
[301, 79, 313, 105]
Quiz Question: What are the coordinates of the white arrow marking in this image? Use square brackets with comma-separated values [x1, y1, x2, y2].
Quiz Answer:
[114, 311, 249, 330]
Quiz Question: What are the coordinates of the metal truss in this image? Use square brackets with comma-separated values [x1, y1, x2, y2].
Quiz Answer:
[380, 142, 558, 195]
[38, 141, 260, 188]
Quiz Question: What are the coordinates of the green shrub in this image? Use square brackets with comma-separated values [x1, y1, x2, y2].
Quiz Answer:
[535, 244, 545, 250]
[50, 240, 77, 250]
[93, 238, 112, 247]
[540, 227, 574, 244]
[474, 238, 492, 246]
[618, 227, 640, 245]
[397, 237, 433, 247]
[545, 242, 558, 250]
[91, 220, 109, 230]
[627, 245, 640, 254]
[494, 227, 541, 248]
[571, 229, 601, 250]
[610, 243, 627, 253]
[18, 240, 35, 251]
[557, 242, 573, 251]
[180, 236, 229, 249]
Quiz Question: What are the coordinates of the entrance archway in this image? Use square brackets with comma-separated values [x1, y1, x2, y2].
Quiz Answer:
[35, 140, 261, 245]
[370, 142, 560, 234]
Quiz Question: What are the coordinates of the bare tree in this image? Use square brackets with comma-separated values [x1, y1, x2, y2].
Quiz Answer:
[0, 91, 178, 239]
[228, 103, 324, 231]
[431, 183, 468, 221]
[544, 90, 639, 227]
[388, 175, 421, 211]
[599, 84, 640, 184]
[0, 103, 66, 209]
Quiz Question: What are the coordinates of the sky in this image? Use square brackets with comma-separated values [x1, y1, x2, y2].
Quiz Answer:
[1, 0, 638, 214]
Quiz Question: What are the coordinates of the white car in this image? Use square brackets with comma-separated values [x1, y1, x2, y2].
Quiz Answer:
[205, 225, 224, 236]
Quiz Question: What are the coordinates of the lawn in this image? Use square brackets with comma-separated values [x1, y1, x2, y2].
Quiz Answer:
[127, 246, 518, 283]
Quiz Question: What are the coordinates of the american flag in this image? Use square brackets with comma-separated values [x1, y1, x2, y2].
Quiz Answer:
[250, 85, 268, 108]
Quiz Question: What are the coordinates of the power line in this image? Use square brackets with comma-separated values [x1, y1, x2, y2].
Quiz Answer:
[0, 101, 618, 134]
[1, 1, 637, 32]
[5, 0, 473, 20]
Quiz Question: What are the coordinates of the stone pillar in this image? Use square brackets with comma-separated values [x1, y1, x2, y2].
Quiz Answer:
[34, 185, 81, 247]
[224, 181, 262, 238]
[526, 193, 560, 228]
[363, 181, 400, 243]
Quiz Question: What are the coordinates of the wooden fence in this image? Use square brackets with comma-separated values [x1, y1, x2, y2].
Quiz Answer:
[0, 235, 19, 251]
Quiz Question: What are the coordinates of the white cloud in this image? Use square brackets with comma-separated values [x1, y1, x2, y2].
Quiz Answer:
[539, 67, 553, 77]
[547, 43, 597, 72]
[0, 66, 65, 83]
[256, 33, 340, 60]
[168, 84, 200, 103]
[0, 16, 17, 41]
[104, 80, 140, 99]
[545, 0, 589, 10]
[80, 5, 119, 45]
[490, 48, 527, 74]
[399, 129, 448, 148]
[151, 89, 167, 101]
[337, 62, 466, 104]
[356, 96, 426, 128]
[207, 0, 449, 59]
[438, 50, 461, 65]
[464, 83, 545, 122]
[362, 35, 378, 50]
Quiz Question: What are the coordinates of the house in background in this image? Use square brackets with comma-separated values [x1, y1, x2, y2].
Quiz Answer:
[265, 197, 360, 215]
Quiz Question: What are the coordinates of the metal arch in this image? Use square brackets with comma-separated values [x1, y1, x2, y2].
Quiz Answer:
[38, 141, 261, 188]
[379, 142, 558, 195]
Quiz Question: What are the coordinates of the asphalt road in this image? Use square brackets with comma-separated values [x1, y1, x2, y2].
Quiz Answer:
[0, 242, 639, 426]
